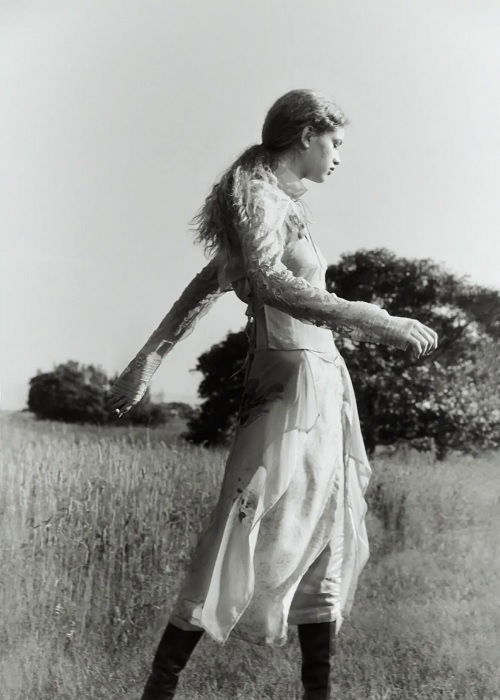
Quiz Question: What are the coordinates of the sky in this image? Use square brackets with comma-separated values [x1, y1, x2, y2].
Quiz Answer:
[1, 0, 499, 410]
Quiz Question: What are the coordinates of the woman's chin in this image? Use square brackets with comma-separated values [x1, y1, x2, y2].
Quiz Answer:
[308, 172, 328, 184]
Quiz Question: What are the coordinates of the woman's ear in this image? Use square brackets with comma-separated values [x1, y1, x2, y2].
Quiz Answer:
[300, 125, 314, 150]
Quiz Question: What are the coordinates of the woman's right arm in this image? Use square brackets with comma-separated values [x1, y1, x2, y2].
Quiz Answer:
[239, 179, 437, 355]
[107, 254, 228, 416]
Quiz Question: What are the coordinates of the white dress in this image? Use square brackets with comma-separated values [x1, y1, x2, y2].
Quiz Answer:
[110, 161, 411, 647]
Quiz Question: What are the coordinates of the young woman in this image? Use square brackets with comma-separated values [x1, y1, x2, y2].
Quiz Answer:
[107, 89, 438, 700]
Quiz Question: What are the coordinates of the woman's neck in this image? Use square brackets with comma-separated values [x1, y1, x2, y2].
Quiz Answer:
[276, 152, 305, 180]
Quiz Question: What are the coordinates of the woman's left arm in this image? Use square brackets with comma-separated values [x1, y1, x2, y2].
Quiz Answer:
[107, 254, 228, 415]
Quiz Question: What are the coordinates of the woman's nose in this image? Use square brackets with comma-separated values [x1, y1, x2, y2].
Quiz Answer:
[333, 151, 341, 166]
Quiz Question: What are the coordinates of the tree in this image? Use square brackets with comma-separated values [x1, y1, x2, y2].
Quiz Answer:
[183, 330, 249, 445]
[27, 360, 188, 427]
[417, 340, 500, 457]
[184, 248, 500, 458]
[28, 360, 110, 423]
[325, 248, 500, 458]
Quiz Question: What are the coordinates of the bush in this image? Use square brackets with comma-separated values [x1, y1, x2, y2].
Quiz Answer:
[27, 360, 193, 428]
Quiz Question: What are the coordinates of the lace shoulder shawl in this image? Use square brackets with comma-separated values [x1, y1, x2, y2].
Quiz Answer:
[238, 178, 411, 347]
[110, 178, 412, 404]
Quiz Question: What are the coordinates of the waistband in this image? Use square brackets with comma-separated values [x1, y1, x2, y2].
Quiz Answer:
[244, 316, 342, 360]
[234, 318, 344, 388]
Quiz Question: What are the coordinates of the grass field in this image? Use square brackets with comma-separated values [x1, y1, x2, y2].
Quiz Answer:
[1, 410, 499, 699]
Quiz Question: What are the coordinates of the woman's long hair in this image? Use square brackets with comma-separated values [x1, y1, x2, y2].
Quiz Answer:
[190, 89, 347, 261]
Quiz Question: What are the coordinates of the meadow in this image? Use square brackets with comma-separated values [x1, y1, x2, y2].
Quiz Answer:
[1, 410, 499, 699]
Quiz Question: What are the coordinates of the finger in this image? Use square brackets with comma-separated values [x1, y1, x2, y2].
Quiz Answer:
[422, 324, 439, 351]
[408, 336, 424, 357]
[106, 396, 124, 409]
[416, 327, 436, 356]
[425, 332, 438, 354]
[413, 322, 432, 344]
[418, 333, 433, 356]
[416, 337, 430, 358]
[114, 404, 132, 419]
[108, 397, 129, 412]
[420, 326, 437, 353]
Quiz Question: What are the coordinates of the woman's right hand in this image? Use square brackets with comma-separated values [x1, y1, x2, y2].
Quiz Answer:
[106, 377, 148, 419]
[106, 391, 136, 419]
[105, 351, 159, 418]
[392, 316, 439, 358]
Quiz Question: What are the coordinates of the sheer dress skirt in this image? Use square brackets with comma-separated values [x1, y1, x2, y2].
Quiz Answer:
[168, 340, 370, 647]
[110, 172, 404, 647]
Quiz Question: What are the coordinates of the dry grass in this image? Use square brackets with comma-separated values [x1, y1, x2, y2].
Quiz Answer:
[1, 410, 499, 699]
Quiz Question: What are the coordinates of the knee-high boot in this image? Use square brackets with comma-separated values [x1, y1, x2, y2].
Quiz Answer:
[297, 620, 336, 700]
[140, 622, 205, 700]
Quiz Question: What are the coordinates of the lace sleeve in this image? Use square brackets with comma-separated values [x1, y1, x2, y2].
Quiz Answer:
[239, 179, 412, 349]
[110, 254, 227, 404]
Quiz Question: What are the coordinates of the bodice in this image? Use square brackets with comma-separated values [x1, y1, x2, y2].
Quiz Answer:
[228, 201, 337, 352]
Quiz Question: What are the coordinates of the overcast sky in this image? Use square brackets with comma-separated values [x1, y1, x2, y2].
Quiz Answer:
[1, 0, 499, 410]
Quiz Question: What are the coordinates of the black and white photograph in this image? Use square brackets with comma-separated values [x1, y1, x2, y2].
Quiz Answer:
[1, 1, 499, 698]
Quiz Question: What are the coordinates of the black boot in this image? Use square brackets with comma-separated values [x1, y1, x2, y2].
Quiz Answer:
[297, 620, 336, 700]
[141, 622, 205, 699]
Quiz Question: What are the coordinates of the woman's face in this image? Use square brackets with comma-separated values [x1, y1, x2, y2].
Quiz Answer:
[301, 126, 344, 183]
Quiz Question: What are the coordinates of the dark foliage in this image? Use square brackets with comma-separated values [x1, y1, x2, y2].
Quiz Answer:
[326, 248, 500, 459]
[183, 248, 500, 458]
[183, 330, 249, 445]
[27, 360, 193, 427]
